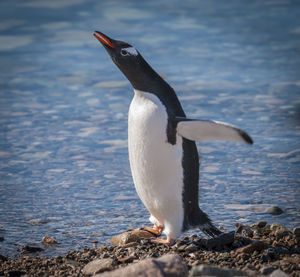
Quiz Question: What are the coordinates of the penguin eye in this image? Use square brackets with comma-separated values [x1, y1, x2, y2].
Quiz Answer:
[121, 49, 129, 56]
[120, 47, 138, 56]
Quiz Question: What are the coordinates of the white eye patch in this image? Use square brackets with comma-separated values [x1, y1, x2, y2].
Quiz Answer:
[121, 47, 138, 56]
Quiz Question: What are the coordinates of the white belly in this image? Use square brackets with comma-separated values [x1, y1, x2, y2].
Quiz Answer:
[128, 89, 184, 238]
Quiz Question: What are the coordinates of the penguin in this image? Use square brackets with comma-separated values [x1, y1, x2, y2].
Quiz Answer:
[93, 31, 253, 245]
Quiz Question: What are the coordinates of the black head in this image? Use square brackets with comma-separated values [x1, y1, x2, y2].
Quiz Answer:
[93, 31, 144, 84]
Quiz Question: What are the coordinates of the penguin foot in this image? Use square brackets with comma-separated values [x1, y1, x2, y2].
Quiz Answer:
[200, 223, 222, 238]
[140, 224, 163, 237]
[151, 237, 174, 245]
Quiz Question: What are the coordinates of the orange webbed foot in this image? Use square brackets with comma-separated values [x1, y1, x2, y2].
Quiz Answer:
[141, 225, 163, 237]
[151, 237, 174, 246]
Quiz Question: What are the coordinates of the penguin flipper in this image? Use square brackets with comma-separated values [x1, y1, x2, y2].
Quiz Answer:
[176, 118, 253, 144]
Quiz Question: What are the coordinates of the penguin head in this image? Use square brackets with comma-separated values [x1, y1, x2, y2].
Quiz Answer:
[93, 31, 143, 82]
[93, 31, 170, 95]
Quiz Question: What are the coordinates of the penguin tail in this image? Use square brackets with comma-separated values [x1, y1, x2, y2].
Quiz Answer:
[183, 207, 222, 238]
[197, 209, 222, 238]
[199, 222, 222, 238]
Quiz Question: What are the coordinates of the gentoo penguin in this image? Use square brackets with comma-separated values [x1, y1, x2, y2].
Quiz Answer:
[93, 31, 253, 245]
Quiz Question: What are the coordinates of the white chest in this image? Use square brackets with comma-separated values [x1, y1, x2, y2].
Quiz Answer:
[128, 90, 169, 154]
[128, 90, 183, 225]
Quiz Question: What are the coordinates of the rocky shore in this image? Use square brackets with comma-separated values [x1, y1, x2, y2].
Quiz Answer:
[0, 222, 299, 276]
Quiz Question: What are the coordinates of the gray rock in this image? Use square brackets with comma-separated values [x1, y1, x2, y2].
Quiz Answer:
[189, 264, 248, 276]
[66, 258, 79, 269]
[8, 270, 26, 276]
[269, 223, 291, 238]
[236, 240, 265, 254]
[218, 252, 231, 260]
[249, 221, 267, 229]
[82, 258, 115, 275]
[274, 229, 290, 239]
[293, 226, 300, 237]
[269, 223, 286, 231]
[185, 244, 197, 252]
[0, 254, 7, 261]
[110, 229, 156, 246]
[95, 254, 188, 277]
[257, 221, 267, 228]
[42, 235, 57, 246]
[198, 231, 235, 250]
[22, 245, 43, 253]
[177, 244, 188, 252]
[265, 206, 283, 215]
[269, 269, 289, 277]
[259, 266, 275, 275]
[236, 224, 254, 237]
[273, 246, 290, 255]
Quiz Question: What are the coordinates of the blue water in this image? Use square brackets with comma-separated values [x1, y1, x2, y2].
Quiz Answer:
[0, 0, 299, 257]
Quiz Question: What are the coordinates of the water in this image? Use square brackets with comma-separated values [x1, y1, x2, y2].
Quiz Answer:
[0, 0, 299, 257]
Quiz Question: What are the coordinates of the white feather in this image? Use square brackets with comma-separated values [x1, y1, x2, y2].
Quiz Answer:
[128, 89, 184, 239]
[177, 120, 250, 143]
[124, 47, 138, 56]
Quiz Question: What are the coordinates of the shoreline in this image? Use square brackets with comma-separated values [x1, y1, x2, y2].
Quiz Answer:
[1, 221, 299, 276]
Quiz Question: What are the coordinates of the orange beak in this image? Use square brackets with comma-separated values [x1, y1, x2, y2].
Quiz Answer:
[93, 31, 116, 49]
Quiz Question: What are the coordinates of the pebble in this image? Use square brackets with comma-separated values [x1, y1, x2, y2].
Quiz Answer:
[218, 252, 231, 260]
[266, 206, 284, 215]
[236, 224, 254, 237]
[184, 244, 197, 253]
[7, 270, 26, 277]
[177, 245, 187, 252]
[0, 254, 7, 262]
[257, 221, 267, 228]
[270, 269, 289, 277]
[190, 234, 198, 240]
[65, 259, 79, 269]
[22, 245, 43, 254]
[82, 258, 115, 275]
[293, 227, 300, 237]
[270, 223, 286, 231]
[250, 221, 267, 229]
[197, 231, 235, 250]
[96, 254, 187, 277]
[118, 256, 134, 264]
[42, 235, 57, 246]
[259, 266, 275, 275]
[189, 264, 248, 277]
[110, 228, 156, 246]
[236, 240, 265, 254]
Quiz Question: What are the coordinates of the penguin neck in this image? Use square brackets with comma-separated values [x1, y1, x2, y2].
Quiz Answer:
[119, 56, 185, 116]
[122, 56, 166, 92]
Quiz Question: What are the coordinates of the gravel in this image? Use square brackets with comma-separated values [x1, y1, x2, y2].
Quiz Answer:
[0, 221, 299, 276]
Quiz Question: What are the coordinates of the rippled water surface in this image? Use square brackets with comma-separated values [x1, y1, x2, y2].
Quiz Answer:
[0, 0, 300, 257]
